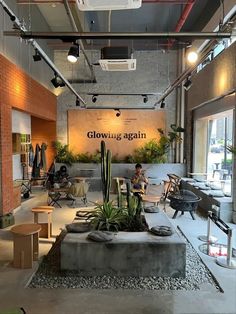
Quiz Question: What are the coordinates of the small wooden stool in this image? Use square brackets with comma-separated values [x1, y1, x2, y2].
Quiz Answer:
[31, 206, 54, 239]
[11, 223, 41, 268]
[141, 195, 161, 207]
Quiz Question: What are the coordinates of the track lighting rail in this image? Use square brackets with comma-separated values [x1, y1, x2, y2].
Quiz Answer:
[4, 31, 233, 41]
[0, 0, 86, 105]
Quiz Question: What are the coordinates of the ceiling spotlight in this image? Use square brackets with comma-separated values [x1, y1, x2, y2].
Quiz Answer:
[92, 95, 98, 103]
[186, 50, 198, 64]
[33, 49, 41, 62]
[67, 44, 80, 63]
[76, 98, 80, 107]
[115, 109, 121, 117]
[160, 99, 165, 109]
[51, 73, 65, 88]
[183, 77, 192, 91]
[142, 95, 148, 103]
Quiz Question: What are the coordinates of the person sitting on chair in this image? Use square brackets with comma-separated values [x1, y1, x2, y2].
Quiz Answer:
[131, 163, 148, 190]
[54, 165, 72, 188]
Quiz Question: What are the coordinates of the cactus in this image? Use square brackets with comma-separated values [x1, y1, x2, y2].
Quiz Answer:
[101, 140, 112, 203]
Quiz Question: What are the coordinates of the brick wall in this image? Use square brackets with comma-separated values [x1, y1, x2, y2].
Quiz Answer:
[0, 53, 57, 215]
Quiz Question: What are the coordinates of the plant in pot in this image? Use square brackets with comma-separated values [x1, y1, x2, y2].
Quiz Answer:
[87, 141, 146, 232]
[122, 182, 146, 231]
[131, 124, 185, 163]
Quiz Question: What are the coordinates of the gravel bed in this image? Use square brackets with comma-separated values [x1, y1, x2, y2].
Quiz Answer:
[29, 231, 222, 291]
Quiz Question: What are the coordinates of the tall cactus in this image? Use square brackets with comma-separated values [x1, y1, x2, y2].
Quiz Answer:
[101, 140, 112, 203]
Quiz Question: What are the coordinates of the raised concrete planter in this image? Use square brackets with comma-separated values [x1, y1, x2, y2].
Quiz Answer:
[56, 163, 187, 191]
[61, 212, 186, 277]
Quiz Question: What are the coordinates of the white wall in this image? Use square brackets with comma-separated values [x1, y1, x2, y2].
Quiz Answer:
[12, 109, 31, 180]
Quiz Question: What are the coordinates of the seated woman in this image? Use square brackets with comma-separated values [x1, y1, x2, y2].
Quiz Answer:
[131, 163, 148, 190]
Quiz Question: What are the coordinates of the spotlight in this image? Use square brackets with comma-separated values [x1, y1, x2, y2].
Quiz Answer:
[76, 98, 80, 107]
[186, 50, 198, 64]
[183, 77, 192, 91]
[33, 49, 41, 62]
[160, 99, 165, 109]
[142, 95, 148, 103]
[92, 95, 97, 103]
[67, 44, 80, 63]
[51, 73, 65, 88]
[115, 109, 121, 117]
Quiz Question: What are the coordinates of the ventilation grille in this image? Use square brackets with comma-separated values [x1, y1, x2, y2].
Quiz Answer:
[99, 59, 136, 71]
[76, 0, 142, 11]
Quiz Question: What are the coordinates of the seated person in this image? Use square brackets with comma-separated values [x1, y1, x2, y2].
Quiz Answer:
[54, 165, 72, 188]
[131, 163, 148, 190]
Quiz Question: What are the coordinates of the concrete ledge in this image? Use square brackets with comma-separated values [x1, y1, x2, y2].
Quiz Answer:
[181, 180, 233, 222]
[61, 212, 186, 277]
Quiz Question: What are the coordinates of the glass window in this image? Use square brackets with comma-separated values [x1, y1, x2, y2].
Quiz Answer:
[193, 109, 233, 196]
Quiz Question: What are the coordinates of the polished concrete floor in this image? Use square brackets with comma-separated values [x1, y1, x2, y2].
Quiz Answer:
[0, 188, 236, 314]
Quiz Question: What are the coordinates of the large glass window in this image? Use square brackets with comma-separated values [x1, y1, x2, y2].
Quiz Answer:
[193, 109, 233, 195]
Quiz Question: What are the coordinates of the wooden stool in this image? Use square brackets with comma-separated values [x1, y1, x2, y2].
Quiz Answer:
[141, 195, 161, 207]
[31, 206, 54, 239]
[11, 223, 41, 268]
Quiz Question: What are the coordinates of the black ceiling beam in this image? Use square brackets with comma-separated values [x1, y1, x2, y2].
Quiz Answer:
[4, 31, 232, 41]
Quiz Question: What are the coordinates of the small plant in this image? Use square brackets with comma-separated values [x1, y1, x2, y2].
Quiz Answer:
[121, 182, 146, 231]
[88, 201, 124, 231]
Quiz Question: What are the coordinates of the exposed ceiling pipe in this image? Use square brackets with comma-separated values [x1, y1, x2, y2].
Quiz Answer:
[143, 0, 191, 3]
[108, 10, 112, 47]
[167, 0, 195, 48]
[5, 31, 232, 40]
[63, 0, 96, 83]
[16, 0, 191, 4]
[16, 0, 190, 3]
[174, 0, 195, 32]
[0, 0, 86, 104]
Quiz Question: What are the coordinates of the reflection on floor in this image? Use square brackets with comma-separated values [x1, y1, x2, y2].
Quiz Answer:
[0, 189, 235, 314]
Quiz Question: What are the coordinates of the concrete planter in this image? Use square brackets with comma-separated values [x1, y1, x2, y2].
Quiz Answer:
[56, 163, 187, 191]
[61, 212, 186, 277]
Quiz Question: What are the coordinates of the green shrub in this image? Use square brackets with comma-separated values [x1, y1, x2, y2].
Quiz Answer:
[87, 201, 125, 232]
[53, 141, 77, 166]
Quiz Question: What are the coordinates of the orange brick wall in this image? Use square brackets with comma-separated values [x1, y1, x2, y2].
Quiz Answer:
[0, 53, 57, 215]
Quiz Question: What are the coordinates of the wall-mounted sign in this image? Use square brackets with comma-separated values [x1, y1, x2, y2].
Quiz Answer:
[68, 109, 166, 157]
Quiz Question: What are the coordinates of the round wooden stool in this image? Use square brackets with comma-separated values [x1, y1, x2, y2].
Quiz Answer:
[31, 206, 54, 239]
[11, 223, 41, 268]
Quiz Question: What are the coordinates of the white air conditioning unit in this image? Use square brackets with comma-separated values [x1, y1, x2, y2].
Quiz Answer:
[99, 59, 136, 71]
[76, 0, 142, 11]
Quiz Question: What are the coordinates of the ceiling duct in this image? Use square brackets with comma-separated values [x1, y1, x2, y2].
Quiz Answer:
[76, 0, 142, 11]
[99, 46, 136, 71]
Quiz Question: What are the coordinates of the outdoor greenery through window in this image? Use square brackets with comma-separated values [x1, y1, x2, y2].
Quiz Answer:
[193, 109, 233, 196]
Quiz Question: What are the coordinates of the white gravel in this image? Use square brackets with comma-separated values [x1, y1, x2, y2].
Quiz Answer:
[29, 232, 222, 291]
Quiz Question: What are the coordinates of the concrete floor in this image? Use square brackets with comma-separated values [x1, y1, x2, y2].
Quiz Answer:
[0, 189, 236, 314]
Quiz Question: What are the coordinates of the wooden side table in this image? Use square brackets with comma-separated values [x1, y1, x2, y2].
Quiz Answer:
[11, 223, 41, 269]
[31, 206, 54, 239]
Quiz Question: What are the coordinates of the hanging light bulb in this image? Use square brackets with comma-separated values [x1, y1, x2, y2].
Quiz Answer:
[186, 50, 198, 64]
[67, 44, 80, 63]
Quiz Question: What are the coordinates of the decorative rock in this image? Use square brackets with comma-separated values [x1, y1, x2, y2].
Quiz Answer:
[87, 231, 113, 242]
[66, 222, 91, 233]
[149, 225, 173, 236]
[144, 206, 160, 213]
